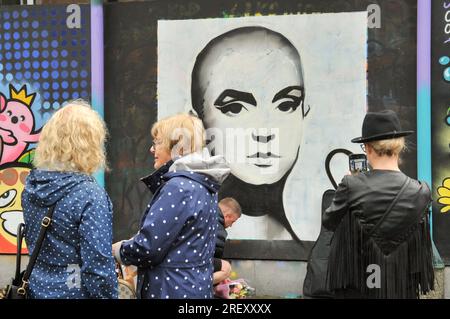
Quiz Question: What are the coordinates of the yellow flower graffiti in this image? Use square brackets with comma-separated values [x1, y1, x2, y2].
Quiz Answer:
[437, 178, 450, 213]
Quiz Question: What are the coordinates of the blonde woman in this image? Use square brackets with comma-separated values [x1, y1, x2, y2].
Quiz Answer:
[323, 110, 433, 299]
[22, 100, 118, 299]
[112, 113, 230, 299]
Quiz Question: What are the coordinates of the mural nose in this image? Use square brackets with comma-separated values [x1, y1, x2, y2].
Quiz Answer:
[11, 116, 18, 124]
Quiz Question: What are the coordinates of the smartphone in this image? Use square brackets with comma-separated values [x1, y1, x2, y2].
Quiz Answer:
[349, 154, 368, 174]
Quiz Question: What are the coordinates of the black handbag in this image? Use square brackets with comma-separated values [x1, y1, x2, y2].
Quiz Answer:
[303, 149, 352, 299]
[303, 189, 336, 298]
[0, 205, 56, 299]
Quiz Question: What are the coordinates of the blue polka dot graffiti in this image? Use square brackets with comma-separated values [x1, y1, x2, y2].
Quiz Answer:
[447, 107, 450, 127]
[437, 57, 450, 127]
[0, 4, 91, 254]
[0, 5, 91, 121]
[439, 56, 450, 82]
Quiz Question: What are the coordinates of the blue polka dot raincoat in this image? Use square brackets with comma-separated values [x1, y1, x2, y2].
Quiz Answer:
[116, 150, 230, 299]
[22, 170, 118, 299]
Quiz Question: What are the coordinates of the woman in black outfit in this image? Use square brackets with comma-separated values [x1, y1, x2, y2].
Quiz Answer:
[323, 110, 434, 299]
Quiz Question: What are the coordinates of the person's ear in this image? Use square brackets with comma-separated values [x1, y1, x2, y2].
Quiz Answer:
[365, 144, 372, 155]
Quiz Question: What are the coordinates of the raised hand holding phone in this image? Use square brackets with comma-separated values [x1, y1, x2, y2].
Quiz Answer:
[349, 153, 368, 175]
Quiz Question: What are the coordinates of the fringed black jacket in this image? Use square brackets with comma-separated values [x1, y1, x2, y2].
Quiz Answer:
[323, 170, 434, 299]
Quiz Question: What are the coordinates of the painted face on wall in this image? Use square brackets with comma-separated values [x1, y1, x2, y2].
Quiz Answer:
[0, 165, 30, 252]
[193, 27, 305, 185]
[0, 86, 41, 165]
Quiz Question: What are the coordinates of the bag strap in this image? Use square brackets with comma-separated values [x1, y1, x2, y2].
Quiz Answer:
[14, 223, 26, 283]
[17, 204, 56, 296]
[368, 176, 410, 237]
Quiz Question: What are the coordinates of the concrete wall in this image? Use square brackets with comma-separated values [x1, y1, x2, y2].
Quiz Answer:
[445, 268, 450, 299]
[229, 260, 450, 299]
[1, 257, 308, 298]
[2, 255, 449, 299]
[228, 260, 307, 298]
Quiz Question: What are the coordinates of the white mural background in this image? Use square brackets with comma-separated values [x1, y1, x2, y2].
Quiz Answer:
[157, 12, 367, 241]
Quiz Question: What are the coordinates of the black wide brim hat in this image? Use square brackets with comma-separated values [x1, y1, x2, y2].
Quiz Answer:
[351, 109, 414, 143]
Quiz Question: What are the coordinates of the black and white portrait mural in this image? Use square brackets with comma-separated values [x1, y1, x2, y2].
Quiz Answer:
[157, 13, 367, 250]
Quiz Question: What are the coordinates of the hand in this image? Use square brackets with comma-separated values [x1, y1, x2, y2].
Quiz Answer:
[0, 287, 6, 299]
[124, 265, 137, 278]
[112, 241, 123, 259]
[124, 265, 138, 286]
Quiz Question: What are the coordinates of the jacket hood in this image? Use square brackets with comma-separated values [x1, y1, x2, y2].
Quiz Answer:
[140, 148, 230, 194]
[169, 148, 230, 184]
[24, 169, 94, 207]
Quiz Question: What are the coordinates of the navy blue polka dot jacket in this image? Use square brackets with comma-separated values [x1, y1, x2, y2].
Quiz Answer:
[22, 169, 118, 299]
[117, 150, 230, 299]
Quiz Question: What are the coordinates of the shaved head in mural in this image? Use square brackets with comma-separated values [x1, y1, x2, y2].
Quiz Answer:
[191, 26, 308, 185]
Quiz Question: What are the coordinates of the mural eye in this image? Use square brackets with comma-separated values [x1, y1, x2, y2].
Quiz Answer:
[216, 103, 248, 116]
[20, 115, 25, 121]
[6, 110, 12, 116]
[0, 189, 17, 208]
[276, 100, 300, 113]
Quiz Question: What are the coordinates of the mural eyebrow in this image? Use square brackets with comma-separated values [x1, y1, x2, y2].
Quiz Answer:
[214, 89, 257, 106]
[272, 86, 303, 102]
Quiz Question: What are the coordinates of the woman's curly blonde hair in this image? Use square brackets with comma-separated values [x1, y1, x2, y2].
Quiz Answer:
[34, 99, 108, 174]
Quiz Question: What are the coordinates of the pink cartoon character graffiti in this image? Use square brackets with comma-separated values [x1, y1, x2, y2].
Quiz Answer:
[0, 84, 41, 165]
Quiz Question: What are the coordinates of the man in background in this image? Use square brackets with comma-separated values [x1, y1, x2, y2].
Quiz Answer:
[213, 197, 242, 284]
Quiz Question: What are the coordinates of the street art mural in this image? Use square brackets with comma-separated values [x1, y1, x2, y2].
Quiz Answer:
[438, 178, 450, 213]
[0, 163, 31, 254]
[157, 13, 367, 247]
[105, 0, 420, 260]
[0, 85, 41, 165]
[0, 4, 91, 254]
[0, 84, 41, 253]
[189, 25, 310, 242]
[432, 0, 450, 263]
[0, 84, 40, 254]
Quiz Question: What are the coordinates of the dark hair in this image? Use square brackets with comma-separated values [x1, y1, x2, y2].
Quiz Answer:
[191, 26, 308, 119]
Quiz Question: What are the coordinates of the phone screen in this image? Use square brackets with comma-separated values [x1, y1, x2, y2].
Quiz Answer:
[349, 154, 368, 174]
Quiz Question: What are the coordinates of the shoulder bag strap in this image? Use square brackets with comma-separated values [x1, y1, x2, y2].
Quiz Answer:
[14, 223, 26, 284]
[368, 176, 411, 237]
[17, 204, 56, 296]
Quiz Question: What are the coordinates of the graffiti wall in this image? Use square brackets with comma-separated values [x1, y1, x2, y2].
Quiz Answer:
[432, 1, 450, 263]
[105, 0, 420, 260]
[158, 13, 367, 246]
[0, 4, 91, 254]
